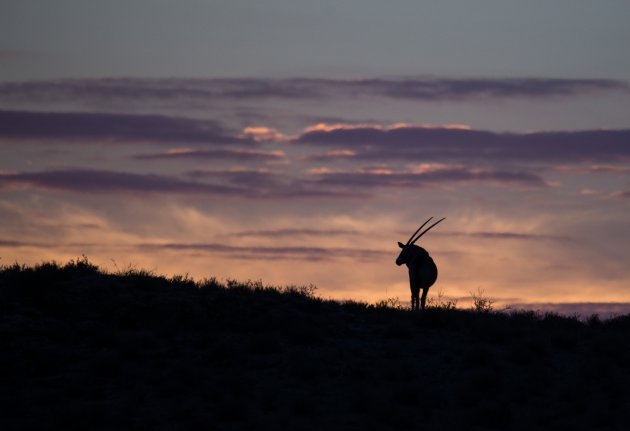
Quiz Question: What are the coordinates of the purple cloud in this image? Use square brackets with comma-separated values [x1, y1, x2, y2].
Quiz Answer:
[0, 77, 625, 104]
[436, 231, 576, 243]
[139, 242, 388, 262]
[0, 237, 385, 262]
[133, 148, 284, 161]
[311, 167, 548, 189]
[302, 149, 358, 162]
[0, 239, 46, 247]
[295, 126, 630, 163]
[186, 168, 369, 198]
[186, 168, 285, 189]
[612, 190, 630, 199]
[0, 169, 244, 195]
[0, 169, 365, 199]
[0, 110, 252, 146]
[229, 228, 360, 238]
[340, 77, 627, 100]
[551, 165, 630, 175]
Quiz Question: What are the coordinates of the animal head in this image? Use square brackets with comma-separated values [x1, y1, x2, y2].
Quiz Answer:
[396, 217, 445, 266]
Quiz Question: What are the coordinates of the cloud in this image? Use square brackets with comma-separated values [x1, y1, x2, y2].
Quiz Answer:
[0, 169, 245, 195]
[310, 166, 548, 189]
[133, 148, 285, 161]
[295, 124, 630, 163]
[0, 169, 365, 199]
[302, 149, 358, 162]
[551, 164, 630, 175]
[185, 168, 369, 198]
[139, 242, 388, 262]
[611, 190, 630, 199]
[579, 188, 599, 196]
[304, 122, 472, 133]
[0, 77, 625, 105]
[240, 126, 287, 142]
[343, 77, 627, 100]
[0, 236, 387, 262]
[186, 168, 285, 189]
[229, 228, 361, 238]
[0, 239, 45, 247]
[0, 109, 252, 146]
[0, 236, 385, 262]
[438, 231, 575, 243]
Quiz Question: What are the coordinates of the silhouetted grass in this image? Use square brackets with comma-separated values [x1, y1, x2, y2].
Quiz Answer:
[2, 258, 630, 430]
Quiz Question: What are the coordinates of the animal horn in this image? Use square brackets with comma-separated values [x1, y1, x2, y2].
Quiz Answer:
[405, 217, 433, 246]
[409, 217, 446, 245]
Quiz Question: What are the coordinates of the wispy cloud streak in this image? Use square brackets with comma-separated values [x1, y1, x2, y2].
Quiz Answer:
[296, 125, 630, 163]
[0, 169, 365, 199]
[612, 190, 630, 199]
[437, 231, 576, 242]
[0, 110, 252, 145]
[229, 228, 360, 238]
[311, 166, 548, 189]
[0, 77, 625, 104]
[0, 238, 386, 262]
[1, 165, 544, 198]
[0, 239, 47, 247]
[0, 169, 243, 195]
[551, 165, 630, 175]
[133, 148, 285, 161]
[139, 242, 388, 261]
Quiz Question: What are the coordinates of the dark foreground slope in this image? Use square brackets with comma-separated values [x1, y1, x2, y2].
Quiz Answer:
[2, 260, 630, 430]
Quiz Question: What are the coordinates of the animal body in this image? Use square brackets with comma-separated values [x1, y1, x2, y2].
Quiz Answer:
[396, 217, 445, 310]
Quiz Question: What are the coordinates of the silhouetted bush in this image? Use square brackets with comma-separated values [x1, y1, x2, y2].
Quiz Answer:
[470, 287, 495, 312]
[426, 288, 458, 310]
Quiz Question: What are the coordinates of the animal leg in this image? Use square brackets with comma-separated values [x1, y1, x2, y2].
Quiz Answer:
[420, 288, 429, 310]
[411, 295, 420, 311]
[409, 270, 419, 311]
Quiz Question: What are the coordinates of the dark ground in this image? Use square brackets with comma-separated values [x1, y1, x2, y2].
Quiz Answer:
[2, 258, 630, 430]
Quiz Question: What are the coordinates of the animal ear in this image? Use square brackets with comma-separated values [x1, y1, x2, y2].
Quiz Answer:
[398, 242, 405, 248]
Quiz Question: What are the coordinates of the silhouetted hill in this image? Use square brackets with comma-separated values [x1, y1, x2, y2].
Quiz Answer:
[2, 259, 630, 430]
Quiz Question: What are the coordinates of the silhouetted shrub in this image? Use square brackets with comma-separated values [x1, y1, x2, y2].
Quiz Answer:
[470, 287, 494, 312]
[374, 296, 404, 309]
[282, 283, 318, 298]
[426, 288, 458, 310]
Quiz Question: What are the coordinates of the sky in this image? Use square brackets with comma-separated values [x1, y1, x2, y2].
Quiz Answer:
[1, 1, 630, 315]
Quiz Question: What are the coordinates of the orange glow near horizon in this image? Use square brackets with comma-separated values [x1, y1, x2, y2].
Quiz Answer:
[3, 201, 630, 314]
[5, 243, 630, 314]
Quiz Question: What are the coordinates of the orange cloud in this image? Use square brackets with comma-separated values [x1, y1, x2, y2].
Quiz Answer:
[302, 122, 471, 133]
[241, 126, 286, 142]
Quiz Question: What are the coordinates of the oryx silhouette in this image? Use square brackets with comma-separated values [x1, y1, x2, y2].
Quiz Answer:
[396, 217, 445, 310]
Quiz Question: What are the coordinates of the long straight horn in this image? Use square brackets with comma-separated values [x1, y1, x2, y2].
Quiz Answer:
[409, 217, 446, 245]
[405, 217, 433, 246]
